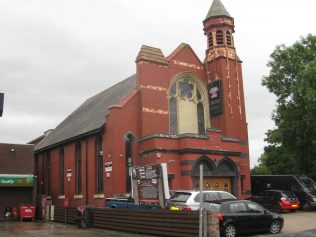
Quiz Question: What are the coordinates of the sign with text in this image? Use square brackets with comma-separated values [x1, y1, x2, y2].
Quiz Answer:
[105, 161, 113, 172]
[66, 168, 72, 177]
[208, 80, 223, 116]
[0, 176, 34, 187]
[132, 164, 163, 205]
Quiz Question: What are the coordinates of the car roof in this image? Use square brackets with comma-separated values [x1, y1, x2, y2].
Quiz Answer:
[174, 190, 231, 194]
[210, 199, 251, 205]
[264, 189, 295, 193]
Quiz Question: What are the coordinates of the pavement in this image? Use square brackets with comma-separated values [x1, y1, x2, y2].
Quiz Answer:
[253, 210, 316, 237]
[0, 221, 156, 237]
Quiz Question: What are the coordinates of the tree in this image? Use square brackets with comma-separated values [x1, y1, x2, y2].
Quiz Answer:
[257, 34, 316, 179]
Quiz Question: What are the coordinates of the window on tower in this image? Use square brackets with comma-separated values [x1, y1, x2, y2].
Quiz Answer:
[226, 31, 232, 46]
[208, 33, 213, 48]
[216, 30, 224, 45]
[168, 73, 210, 135]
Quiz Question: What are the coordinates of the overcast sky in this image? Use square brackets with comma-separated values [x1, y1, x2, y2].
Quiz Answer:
[0, 0, 315, 167]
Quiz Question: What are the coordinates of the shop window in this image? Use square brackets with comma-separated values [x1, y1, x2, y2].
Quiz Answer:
[168, 73, 210, 134]
[96, 136, 103, 193]
[76, 143, 82, 194]
[226, 31, 232, 46]
[216, 30, 224, 45]
[59, 148, 64, 195]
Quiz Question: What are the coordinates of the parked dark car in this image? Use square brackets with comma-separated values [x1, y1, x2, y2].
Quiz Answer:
[251, 175, 316, 211]
[250, 190, 300, 213]
[204, 200, 284, 237]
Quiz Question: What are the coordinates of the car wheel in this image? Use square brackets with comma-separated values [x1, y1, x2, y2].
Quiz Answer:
[224, 223, 237, 237]
[302, 202, 311, 211]
[269, 220, 282, 234]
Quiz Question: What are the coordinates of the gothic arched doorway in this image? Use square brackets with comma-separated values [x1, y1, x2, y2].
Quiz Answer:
[192, 156, 238, 196]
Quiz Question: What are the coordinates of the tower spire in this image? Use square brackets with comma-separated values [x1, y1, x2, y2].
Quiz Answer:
[205, 0, 231, 20]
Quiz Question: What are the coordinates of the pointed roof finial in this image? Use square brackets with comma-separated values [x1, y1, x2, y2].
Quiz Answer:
[205, 0, 231, 20]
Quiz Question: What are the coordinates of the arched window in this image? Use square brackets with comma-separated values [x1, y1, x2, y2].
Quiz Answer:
[96, 136, 103, 193]
[75, 143, 82, 194]
[226, 31, 232, 46]
[168, 73, 210, 134]
[169, 97, 178, 134]
[216, 30, 224, 45]
[208, 32, 213, 48]
[125, 134, 134, 193]
[59, 148, 64, 195]
[197, 102, 205, 134]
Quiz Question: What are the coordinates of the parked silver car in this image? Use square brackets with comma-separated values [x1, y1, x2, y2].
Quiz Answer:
[166, 190, 237, 211]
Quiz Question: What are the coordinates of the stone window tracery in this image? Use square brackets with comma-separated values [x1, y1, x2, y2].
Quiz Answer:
[168, 74, 210, 134]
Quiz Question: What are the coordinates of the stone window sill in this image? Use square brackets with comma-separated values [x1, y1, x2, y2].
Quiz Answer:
[94, 194, 105, 199]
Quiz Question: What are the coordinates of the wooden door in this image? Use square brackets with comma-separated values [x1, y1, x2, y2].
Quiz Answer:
[195, 177, 232, 193]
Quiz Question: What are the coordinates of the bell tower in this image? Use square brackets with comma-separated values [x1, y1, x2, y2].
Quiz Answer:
[203, 0, 248, 142]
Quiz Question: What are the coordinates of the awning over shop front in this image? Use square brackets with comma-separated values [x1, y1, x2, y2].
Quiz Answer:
[0, 174, 35, 187]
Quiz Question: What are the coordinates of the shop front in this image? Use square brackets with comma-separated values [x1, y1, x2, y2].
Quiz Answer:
[0, 174, 36, 220]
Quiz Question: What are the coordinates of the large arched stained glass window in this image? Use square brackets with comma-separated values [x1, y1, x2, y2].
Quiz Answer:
[168, 73, 210, 135]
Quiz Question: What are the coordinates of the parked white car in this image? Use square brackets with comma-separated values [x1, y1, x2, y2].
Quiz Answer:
[166, 190, 237, 211]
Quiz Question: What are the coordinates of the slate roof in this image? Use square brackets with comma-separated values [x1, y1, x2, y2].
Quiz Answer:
[205, 0, 231, 20]
[35, 74, 136, 152]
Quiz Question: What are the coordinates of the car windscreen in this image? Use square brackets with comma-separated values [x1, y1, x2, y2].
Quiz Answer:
[219, 192, 237, 200]
[195, 192, 219, 202]
[169, 192, 192, 202]
[298, 176, 316, 195]
[281, 191, 297, 198]
[203, 202, 221, 212]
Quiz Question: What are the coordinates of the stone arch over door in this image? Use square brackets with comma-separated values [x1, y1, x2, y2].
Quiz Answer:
[216, 157, 239, 197]
[191, 156, 216, 190]
[191, 156, 239, 196]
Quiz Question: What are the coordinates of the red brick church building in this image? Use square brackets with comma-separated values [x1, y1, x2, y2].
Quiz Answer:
[34, 0, 251, 208]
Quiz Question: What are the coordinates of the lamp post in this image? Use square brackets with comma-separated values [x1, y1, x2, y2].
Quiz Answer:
[199, 164, 203, 237]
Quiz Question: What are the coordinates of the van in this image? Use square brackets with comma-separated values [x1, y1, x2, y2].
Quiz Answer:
[251, 175, 316, 211]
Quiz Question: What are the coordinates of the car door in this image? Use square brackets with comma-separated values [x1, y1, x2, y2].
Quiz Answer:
[227, 202, 250, 233]
[264, 191, 276, 210]
[246, 202, 272, 231]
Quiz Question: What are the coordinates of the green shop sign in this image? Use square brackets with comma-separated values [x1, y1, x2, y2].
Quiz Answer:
[0, 175, 34, 187]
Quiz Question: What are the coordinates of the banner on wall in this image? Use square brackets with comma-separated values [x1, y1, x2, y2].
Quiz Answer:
[208, 80, 223, 116]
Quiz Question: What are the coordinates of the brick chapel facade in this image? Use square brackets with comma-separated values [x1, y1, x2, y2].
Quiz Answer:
[34, 0, 251, 208]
